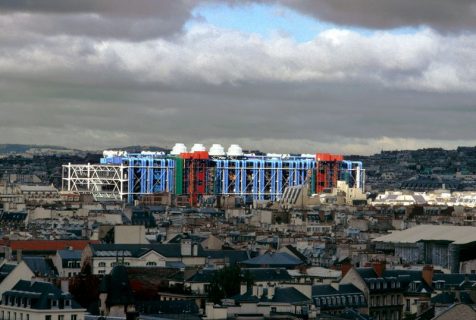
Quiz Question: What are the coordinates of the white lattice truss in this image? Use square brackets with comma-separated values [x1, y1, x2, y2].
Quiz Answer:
[62, 163, 127, 200]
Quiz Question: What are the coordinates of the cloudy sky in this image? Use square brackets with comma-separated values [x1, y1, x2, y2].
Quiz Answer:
[1, 0, 475, 154]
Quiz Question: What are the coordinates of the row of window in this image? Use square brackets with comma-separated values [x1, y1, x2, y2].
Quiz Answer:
[97, 261, 157, 268]
[66, 262, 81, 268]
[1, 296, 71, 310]
[370, 295, 401, 307]
[45, 315, 77, 320]
[1, 311, 75, 320]
[1, 310, 29, 320]
[369, 280, 401, 290]
[315, 295, 364, 307]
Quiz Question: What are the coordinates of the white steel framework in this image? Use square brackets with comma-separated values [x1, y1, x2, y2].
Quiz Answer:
[62, 163, 127, 200]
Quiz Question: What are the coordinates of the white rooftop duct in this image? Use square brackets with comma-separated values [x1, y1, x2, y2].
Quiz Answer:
[170, 143, 187, 155]
[191, 143, 207, 153]
[103, 150, 118, 157]
[209, 144, 226, 156]
[227, 144, 244, 157]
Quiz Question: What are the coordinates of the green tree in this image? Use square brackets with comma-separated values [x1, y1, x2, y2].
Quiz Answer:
[208, 265, 254, 304]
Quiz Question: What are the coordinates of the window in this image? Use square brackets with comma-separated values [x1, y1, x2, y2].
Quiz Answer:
[51, 300, 57, 307]
[65, 300, 70, 307]
[406, 299, 410, 312]
[98, 270, 106, 275]
[45, 316, 52, 320]
[98, 262, 106, 268]
[58, 315, 64, 320]
[26, 315, 29, 320]
[111, 262, 117, 267]
[146, 262, 157, 266]
[71, 316, 77, 320]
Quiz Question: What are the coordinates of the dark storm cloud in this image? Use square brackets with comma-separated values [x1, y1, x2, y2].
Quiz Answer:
[0, 1, 476, 153]
[0, 0, 196, 40]
[280, 0, 476, 31]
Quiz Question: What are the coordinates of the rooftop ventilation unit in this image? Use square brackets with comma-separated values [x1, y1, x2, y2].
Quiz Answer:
[170, 143, 187, 155]
[209, 144, 226, 156]
[227, 144, 244, 157]
[191, 143, 207, 153]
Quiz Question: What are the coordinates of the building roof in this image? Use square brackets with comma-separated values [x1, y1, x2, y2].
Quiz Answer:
[203, 249, 251, 265]
[312, 284, 362, 297]
[282, 245, 308, 263]
[5, 280, 83, 310]
[432, 303, 476, 320]
[242, 268, 293, 282]
[269, 287, 311, 304]
[186, 269, 216, 283]
[372, 225, 476, 245]
[433, 273, 476, 286]
[3, 240, 98, 252]
[57, 249, 82, 260]
[288, 266, 341, 279]
[90, 243, 206, 258]
[241, 252, 303, 267]
[22, 256, 56, 276]
[19, 185, 58, 192]
[0, 263, 16, 282]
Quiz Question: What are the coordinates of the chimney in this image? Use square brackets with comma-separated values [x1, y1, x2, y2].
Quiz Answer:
[372, 261, 386, 278]
[341, 262, 353, 277]
[180, 239, 192, 256]
[267, 285, 275, 300]
[422, 265, 434, 287]
[17, 249, 22, 263]
[61, 279, 70, 293]
[5, 247, 12, 261]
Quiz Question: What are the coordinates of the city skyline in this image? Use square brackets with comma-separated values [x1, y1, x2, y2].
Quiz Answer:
[1, 1, 475, 154]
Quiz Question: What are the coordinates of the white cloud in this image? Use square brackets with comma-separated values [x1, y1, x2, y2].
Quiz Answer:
[2, 24, 474, 92]
[0, 14, 475, 152]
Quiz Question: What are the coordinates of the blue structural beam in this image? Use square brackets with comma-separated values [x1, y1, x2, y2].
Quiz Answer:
[99, 152, 363, 203]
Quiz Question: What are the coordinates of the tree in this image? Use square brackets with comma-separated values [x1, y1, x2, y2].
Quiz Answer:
[208, 265, 253, 304]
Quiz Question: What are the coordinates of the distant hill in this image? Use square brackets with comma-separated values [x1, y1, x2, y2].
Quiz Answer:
[108, 145, 170, 153]
[0, 144, 171, 155]
[0, 144, 79, 154]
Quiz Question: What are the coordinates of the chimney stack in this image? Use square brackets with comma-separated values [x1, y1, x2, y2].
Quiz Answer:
[341, 262, 353, 277]
[422, 265, 434, 287]
[372, 261, 386, 278]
